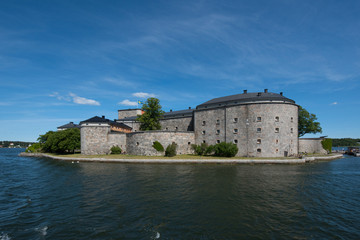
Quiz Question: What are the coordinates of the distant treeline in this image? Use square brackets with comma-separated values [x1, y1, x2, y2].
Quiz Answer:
[332, 138, 360, 147]
[0, 141, 35, 148]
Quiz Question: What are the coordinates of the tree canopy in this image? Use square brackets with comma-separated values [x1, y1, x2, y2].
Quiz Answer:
[298, 106, 322, 137]
[137, 98, 164, 131]
[41, 128, 80, 154]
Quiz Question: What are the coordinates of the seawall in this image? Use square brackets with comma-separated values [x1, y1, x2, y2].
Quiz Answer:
[19, 152, 343, 164]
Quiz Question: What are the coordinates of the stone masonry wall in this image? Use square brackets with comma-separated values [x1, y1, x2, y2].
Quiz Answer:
[108, 133, 127, 152]
[81, 125, 111, 155]
[299, 139, 327, 154]
[126, 131, 195, 156]
[160, 117, 193, 131]
[194, 103, 298, 157]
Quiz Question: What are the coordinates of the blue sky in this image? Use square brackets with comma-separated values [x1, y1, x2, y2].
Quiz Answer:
[1, 0, 360, 142]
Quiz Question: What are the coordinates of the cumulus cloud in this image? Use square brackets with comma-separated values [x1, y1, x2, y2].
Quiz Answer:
[132, 92, 156, 98]
[118, 99, 138, 106]
[331, 102, 338, 105]
[69, 93, 100, 106]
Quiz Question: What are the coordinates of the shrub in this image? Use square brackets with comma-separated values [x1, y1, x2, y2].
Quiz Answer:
[152, 141, 164, 152]
[165, 142, 177, 157]
[110, 146, 122, 154]
[213, 142, 238, 157]
[321, 138, 332, 154]
[25, 143, 42, 153]
[191, 143, 214, 156]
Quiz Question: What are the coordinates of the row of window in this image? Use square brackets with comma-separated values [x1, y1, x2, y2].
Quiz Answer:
[201, 117, 294, 126]
[201, 128, 294, 134]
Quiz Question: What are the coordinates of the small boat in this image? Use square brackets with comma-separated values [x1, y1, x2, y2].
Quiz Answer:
[346, 147, 360, 156]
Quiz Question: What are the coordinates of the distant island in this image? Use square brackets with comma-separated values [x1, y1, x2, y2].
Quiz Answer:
[0, 141, 35, 148]
[332, 138, 360, 147]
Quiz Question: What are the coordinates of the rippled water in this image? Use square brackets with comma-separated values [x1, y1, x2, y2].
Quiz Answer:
[1, 148, 360, 239]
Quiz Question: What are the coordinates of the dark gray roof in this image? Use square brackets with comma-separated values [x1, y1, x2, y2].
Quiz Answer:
[197, 91, 295, 109]
[80, 116, 110, 124]
[111, 121, 132, 130]
[57, 122, 80, 129]
[80, 116, 132, 129]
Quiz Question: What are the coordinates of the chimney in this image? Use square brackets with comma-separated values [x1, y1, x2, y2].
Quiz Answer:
[243, 90, 247, 94]
[257, 92, 261, 96]
[280, 92, 283, 96]
[170, 109, 172, 112]
[264, 89, 268, 93]
[102, 115, 105, 119]
[189, 107, 191, 109]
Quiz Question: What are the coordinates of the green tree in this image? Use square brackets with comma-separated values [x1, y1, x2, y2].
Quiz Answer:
[298, 106, 322, 137]
[137, 98, 164, 131]
[42, 128, 80, 154]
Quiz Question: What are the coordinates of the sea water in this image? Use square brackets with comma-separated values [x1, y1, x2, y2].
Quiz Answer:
[1, 148, 359, 239]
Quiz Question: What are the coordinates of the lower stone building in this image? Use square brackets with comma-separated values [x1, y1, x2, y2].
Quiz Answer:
[79, 90, 327, 157]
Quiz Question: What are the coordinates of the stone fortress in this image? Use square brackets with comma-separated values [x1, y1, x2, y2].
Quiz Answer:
[78, 89, 327, 156]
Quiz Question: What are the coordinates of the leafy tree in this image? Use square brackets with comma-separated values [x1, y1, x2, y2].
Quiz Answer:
[321, 139, 332, 154]
[213, 142, 238, 157]
[38, 131, 55, 144]
[191, 143, 214, 156]
[298, 106, 322, 137]
[137, 98, 164, 131]
[42, 128, 80, 154]
[25, 143, 42, 153]
[152, 141, 164, 152]
[110, 146, 122, 154]
[165, 142, 177, 157]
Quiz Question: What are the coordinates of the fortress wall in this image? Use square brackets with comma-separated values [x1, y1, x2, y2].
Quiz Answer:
[160, 117, 193, 131]
[299, 138, 327, 154]
[194, 103, 298, 157]
[81, 125, 111, 155]
[194, 108, 225, 145]
[108, 133, 127, 152]
[126, 131, 195, 156]
[242, 103, 298, 157]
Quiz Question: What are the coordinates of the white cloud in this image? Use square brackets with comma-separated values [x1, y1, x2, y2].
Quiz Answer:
[69, 93, 100, 106]
[49, 92, 71, 101]
[132, 92, 156, 98]
[118, 99, 138, 106]
[331, 102, 338, 105]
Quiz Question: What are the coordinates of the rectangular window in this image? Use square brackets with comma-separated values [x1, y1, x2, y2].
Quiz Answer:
[291, 128, 293, 133]
[216, 119, 220, 125]
[257, 117, 261, 122]
[275, 116, 279, 122]
[276, 139, 279, 144]
[202, 121, 206, 126]
[202, 130, 206, 135]
[216, 140, 220, 144]
[275, 128, 279, 133]
[233, 139, 238, 144]
[175, 127, 178, 131]
[291, 117, 293, 122]
[257, 128, 261, 133]
[233, 128, 238, 134]
[257, 139, 261, 144]
[216, 130, 220, 135]
[233, 118, 238, 123]
[257, 148, 261, 153]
